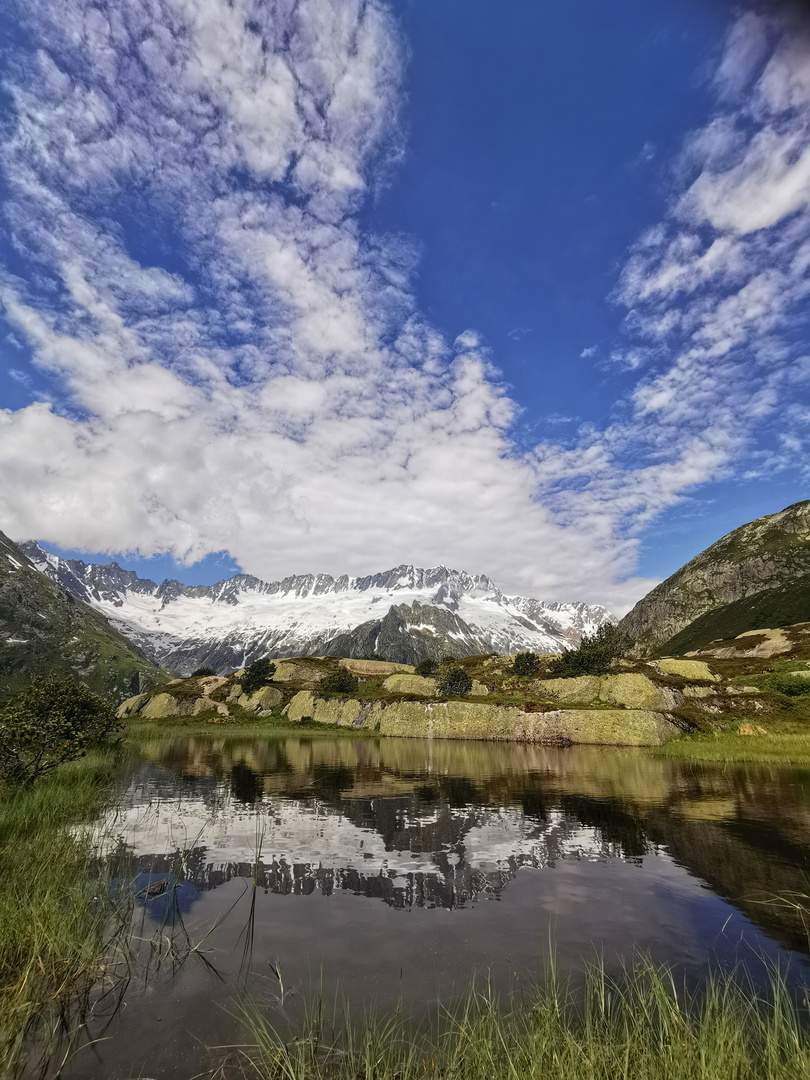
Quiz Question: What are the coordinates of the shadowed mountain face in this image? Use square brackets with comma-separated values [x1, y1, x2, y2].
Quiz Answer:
[20, 545, 613, 671]
[619, 501, 810, 656]
[105, 735, 810, 956]
[0, 531, 171, 703]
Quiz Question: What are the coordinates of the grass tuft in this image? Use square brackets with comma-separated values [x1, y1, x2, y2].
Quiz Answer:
[0, 751, 120, 1078]
[225, 958, 810, 1080]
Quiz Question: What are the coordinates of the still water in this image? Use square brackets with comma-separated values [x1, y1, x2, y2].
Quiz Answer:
[70, 735, 810, 1078]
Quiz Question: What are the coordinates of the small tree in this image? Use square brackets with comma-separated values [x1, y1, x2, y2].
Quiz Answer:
[415, 658, 438, 676]
[191, 666, 216, 678]
[547, 623, 630, 678]
[240, 658, 276, 696]
[438, 667, 472, 697]
[512, 652, 539, 678]
[0, 675, 121, 787]
[321, 668, 359, 695]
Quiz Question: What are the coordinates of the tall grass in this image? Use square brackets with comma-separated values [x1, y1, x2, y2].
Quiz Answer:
[0, 750, 120, 1078]
[227, 957, 810, 1080]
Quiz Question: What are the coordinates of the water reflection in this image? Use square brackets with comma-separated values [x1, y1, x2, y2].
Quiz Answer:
[100, 735, 810, 952]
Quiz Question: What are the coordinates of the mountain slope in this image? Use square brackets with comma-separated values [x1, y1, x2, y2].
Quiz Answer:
[20, 547, 613, 672]
[619, 500, 810, 655]
[0, 532, 171, 704]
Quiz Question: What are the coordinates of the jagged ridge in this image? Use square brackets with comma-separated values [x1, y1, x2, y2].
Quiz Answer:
[20, 545, 613, 673]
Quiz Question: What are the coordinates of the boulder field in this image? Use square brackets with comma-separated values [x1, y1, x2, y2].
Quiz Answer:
[111, 652, 789, 748]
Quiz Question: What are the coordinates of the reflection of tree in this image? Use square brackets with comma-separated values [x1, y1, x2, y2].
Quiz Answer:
[230, 762, 262, 804]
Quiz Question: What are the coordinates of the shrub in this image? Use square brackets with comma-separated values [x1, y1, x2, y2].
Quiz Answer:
[241, 658, 276, 696]
[0, 675, 120, 787]
[547, 623, 631, 678]
[415, 658, 438, 676]
[438, 668, 472, 697]
[512, 652, 539, 678]
[191, 666, 216, 678]
[321, 668, 359, 695]
[772, 675, 810, 697]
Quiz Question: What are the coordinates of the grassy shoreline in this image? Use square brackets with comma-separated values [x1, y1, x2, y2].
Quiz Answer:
[224, 959, 810, 1080]
[0, 750, 121, 1078]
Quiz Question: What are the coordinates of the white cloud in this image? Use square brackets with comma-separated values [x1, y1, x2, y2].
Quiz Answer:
[0, 1, 807, 618]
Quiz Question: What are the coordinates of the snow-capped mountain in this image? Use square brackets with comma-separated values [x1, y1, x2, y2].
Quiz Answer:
[21, 544, 614, 673]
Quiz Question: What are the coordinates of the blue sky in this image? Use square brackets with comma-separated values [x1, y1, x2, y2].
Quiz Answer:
[1, 0, 808, 610]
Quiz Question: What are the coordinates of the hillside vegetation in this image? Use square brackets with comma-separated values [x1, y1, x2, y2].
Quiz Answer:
[118, 638, 810, 753]
[619, 500, 810, 655]
[0, 531, 172, 705]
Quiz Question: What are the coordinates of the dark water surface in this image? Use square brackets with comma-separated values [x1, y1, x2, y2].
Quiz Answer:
[69, 735, 810, 1079]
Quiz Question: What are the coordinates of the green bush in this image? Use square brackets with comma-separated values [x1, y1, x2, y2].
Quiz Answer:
[772, 675, 810, 697]
[512, 652, 539, 677]
[321, 668, 359, 695]
[438, 668, 472, 697]
[0, 676, 120, 787]
[547, 623, 631, 678]
[191, 666, 216, 678]
[240, 658, 276, 696]
[415, 658, 438, 676]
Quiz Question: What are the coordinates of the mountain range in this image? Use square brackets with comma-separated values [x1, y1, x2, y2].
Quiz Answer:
[20, 544, 613, 673]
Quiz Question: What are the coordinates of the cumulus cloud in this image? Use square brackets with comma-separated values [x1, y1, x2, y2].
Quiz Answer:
[0, 1, 807, 615]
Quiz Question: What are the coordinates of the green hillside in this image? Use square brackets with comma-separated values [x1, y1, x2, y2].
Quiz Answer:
[660, 578, 810, 656]
[620, 500, 810, 655]
[0, 530, 172, 704]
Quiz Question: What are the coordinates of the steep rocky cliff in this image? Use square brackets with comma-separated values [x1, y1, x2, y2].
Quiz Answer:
[0, 531, 171, 704]
[619, 500, 810, 655]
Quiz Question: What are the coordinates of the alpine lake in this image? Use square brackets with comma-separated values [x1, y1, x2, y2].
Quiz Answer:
[55, 729, 810, 1079]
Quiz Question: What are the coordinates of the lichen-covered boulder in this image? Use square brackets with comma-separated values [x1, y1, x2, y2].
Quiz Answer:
[681, 685, 716, 699]
[470, 679, 489, 697]
[273, 662, 324, 682]
[655, 659, 719, 682]
[139, 692, 194, 719]
[341, 659, 415, 676]
[598, 673, 679, 711]
[284, 690, 317, 721]
[535, 676, 601, 705]
[239, 685, 283, 713]
[193, 697, 229, 716]
[117, 693, 150, 718]
[314, 698, 364, 727]
[372, 700, 677, 746]
[383, 674, 438, 695]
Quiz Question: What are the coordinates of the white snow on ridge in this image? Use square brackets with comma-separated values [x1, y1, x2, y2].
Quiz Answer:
[21, 546, 614, 670]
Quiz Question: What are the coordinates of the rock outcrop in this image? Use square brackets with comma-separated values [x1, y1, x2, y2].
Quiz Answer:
[619, 501, 810, 655]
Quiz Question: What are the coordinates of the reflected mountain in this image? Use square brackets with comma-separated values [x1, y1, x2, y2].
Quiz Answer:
[100, 736, 810, 952]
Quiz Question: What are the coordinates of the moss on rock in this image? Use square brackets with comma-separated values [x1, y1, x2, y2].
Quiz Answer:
[382, 674, 438, 695]
[536, 675, 601, 704]
[656, 659, 719, 682]
[598, 673, 680, 711]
